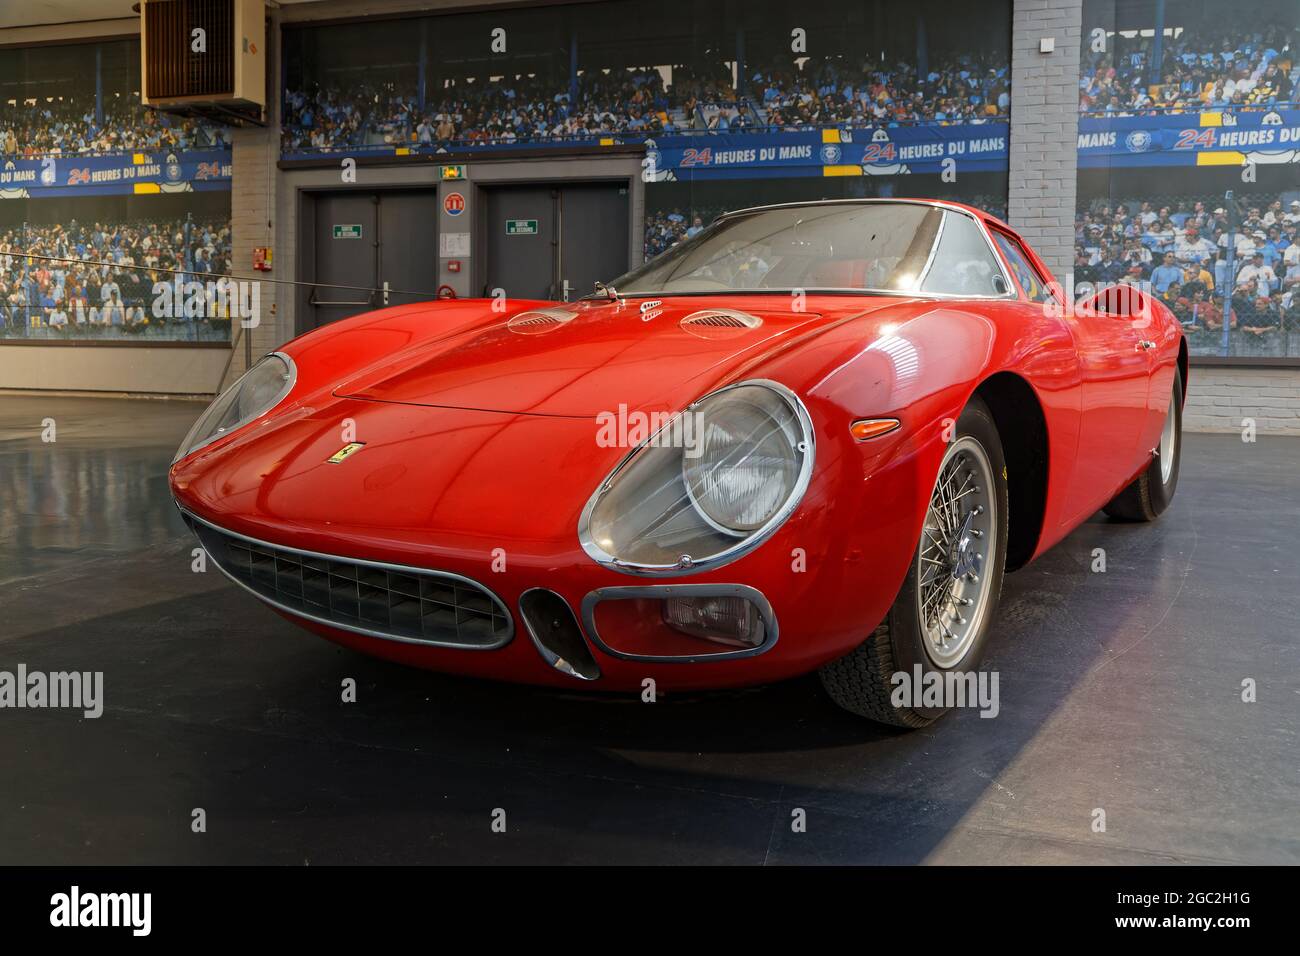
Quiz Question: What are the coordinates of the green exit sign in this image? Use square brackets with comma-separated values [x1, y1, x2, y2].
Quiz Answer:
[506, 219, 539, 236]
[332, 224, 363, 239]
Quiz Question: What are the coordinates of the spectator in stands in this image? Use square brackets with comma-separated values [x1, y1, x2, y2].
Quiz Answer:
[105, 292, 125, 327]
[1094, 244, 1126, 283]
[1149, 250, 1184, 294]
[1072, 250, 1099, 286]
[1237, 250, 1277, 294]
[1181, 260, 1214, 297]
[1176, 225, 1217, 263]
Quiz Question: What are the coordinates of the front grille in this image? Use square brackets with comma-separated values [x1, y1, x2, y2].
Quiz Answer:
[185, 513, 512, 649]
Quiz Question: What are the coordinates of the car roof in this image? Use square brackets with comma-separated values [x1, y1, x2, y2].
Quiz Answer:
[721, 197, 1012, 232]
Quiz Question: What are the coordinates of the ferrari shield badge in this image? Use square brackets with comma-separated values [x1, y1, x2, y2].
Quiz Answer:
[326, 442, 366, 464]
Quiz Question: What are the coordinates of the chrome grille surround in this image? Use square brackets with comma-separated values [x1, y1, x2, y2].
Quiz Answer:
[181, 509, 513, 650]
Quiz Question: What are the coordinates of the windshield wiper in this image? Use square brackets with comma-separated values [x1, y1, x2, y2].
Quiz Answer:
[592, 280, 619, 301]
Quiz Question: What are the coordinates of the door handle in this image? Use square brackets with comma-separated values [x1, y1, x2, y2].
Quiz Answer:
[1136, 340, 1156, 350]
[309, 289, 373, 307]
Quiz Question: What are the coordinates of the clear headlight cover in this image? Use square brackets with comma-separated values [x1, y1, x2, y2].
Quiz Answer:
[173, 353, 295, 463]
[579, 381, 814, 574]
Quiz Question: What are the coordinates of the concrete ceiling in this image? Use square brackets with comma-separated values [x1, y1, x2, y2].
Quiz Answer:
[1, 0, 321, 31]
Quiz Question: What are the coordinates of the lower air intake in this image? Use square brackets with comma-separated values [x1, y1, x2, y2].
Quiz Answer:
[519, 588, 600, 680]
[184, 512, 512, 649]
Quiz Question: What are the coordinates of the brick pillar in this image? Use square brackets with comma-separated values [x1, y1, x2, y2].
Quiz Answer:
[224, 6, 283, 389]
[1008, 0, 1082, 280]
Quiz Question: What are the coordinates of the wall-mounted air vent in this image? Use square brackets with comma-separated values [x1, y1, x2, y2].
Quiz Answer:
[141, 0, 265, 115]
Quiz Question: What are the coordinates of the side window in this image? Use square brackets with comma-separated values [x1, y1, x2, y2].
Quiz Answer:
[919, 212, 1008, 296]
[991, 231, 1055, 303]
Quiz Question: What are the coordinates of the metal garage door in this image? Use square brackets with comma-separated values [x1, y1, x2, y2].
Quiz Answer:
[307, 191, 439, 329]
[483, 182, 629, 302]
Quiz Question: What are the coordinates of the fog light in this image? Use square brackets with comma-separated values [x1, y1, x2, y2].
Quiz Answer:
[662, 595, 765, 648]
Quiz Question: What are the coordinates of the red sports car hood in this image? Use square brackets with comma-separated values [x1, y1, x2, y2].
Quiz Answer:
[330, 296, 903, 417]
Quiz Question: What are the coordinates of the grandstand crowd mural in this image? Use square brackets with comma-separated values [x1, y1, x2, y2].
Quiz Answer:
[1, 91, 229, 158]
[280, 52, 1009, 155]
[1078, 0, 1300, 358]
[0, 214, 234, 342]
[278, 0, 1012, 169]
[277, 0, 1016, 261]
[0, 37, 233, 342]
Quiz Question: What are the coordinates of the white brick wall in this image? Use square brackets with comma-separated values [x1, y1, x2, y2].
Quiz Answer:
[1184, 367, 1300, 435]
[227, 124, 281, 388]
[1008, 0, 1082, 280]
[224, 7, 283, 389]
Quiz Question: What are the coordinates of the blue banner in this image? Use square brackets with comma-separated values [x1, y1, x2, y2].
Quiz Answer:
[0, 149, 232, 199]
[647, 124, 1008, 180]
[281, 124, 1010, 180]
[1078, 109, 1300, 168]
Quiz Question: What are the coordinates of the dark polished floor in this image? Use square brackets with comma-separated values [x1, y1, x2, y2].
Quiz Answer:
[1, 395, 1296, 865]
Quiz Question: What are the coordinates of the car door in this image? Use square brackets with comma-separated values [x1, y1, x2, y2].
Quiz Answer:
[1063, 283, 1155, 518]
[988, 227, 1152, 524]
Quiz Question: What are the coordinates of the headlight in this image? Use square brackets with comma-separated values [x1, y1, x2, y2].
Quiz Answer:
[172, 352, 295, 463]
[579, 380, 814, 574]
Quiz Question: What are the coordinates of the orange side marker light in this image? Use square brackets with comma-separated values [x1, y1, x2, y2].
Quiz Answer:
[850, 418, 901, 441]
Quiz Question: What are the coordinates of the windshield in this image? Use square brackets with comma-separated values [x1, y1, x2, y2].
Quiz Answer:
[608, 202, 1010, 298]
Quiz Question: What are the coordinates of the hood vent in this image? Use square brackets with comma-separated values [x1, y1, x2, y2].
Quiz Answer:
[679, 309, 763, 339]
[507, 307, 576, 335]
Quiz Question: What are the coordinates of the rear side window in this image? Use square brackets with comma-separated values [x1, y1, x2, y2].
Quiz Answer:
[991, 231, 1055, 303]
[919, 211, 1008, 297]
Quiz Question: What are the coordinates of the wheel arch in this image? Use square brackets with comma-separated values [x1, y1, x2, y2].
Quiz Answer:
[1177, 335, 1189, 408]
[972, 371, 1049, 572]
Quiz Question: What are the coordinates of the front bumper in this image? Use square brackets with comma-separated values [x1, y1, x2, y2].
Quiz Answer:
[175, 500, 869, 693]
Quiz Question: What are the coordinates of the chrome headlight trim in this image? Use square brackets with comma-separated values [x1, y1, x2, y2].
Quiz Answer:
[577, 379, 816, 577]
[172, 351, 297, 464]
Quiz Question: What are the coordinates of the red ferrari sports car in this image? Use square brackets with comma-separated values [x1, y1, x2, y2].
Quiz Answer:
[170, 199, 1186, 726]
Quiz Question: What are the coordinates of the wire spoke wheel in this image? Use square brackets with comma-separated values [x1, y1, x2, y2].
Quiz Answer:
[1159, 392, 1177, 484]
[916, 436, 998, 668]
[819, 395, 1009, 726]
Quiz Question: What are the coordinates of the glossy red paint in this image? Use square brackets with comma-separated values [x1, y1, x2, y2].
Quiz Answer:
[169, 201, 1184, 693]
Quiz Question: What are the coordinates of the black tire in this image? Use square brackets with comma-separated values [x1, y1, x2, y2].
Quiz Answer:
[1102, 366, 1183, 522]
[819, 396, 1010, 727]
